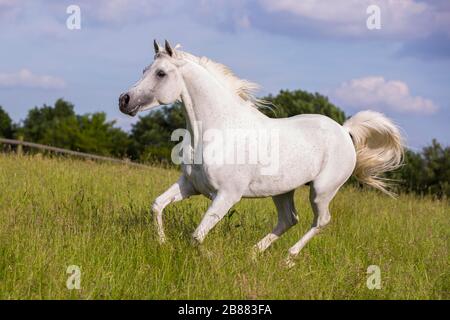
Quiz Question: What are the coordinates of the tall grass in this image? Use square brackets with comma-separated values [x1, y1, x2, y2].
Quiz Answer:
[0, 154, 448, 299]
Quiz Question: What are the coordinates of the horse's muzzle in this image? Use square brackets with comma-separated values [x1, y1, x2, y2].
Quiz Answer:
[119, 93, 136, 115]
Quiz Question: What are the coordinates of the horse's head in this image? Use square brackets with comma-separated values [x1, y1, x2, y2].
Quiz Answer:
[119, 40, 184, 116]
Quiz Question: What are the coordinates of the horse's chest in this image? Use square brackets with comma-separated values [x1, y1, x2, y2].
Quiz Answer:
[182, 164, 217, 199]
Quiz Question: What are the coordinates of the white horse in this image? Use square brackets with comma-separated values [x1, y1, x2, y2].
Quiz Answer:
[119, 40, 403, 265]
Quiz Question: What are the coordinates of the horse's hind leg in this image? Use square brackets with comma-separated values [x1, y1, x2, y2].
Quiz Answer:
[254, 190, 298, 253]
[285, 178, 341, 267]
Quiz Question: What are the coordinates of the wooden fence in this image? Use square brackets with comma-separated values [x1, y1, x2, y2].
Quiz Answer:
[0, 138, 149, 168]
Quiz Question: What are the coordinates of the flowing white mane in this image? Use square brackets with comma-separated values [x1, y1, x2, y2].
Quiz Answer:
[174, 49, 264, 107]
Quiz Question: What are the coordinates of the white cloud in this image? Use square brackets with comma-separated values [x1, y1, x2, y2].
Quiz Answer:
[0, 0, 178, 34]
[0, 0, 20, 19]
[2, 0, 449, 40]
[259, 0, 450, 38]
[76, 0, 175, 24]
[0, 0, 18, 8]
[0, 69, 66, 89]
[334, 76, 438, 114]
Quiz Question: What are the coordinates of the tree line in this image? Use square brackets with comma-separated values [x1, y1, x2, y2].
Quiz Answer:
[0, 90, 448, 198]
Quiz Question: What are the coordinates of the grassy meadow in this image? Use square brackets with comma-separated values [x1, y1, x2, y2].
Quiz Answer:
[0, 154, 448, 299]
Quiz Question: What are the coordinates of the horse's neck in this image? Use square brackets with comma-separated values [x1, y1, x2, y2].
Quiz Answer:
[180, 62, 257, 150]
[180, 62, 252, 131]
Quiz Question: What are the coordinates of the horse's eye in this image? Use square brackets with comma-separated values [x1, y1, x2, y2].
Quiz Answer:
[157, 70, 166, 78]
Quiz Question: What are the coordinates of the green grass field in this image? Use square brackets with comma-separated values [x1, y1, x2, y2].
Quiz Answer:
[0, 154, 448, 299]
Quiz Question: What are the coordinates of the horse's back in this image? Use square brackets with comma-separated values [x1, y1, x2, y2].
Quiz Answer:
[241, 113, 356, 197]
[276, 113, 356, 169]
[276, 113, 341, 128]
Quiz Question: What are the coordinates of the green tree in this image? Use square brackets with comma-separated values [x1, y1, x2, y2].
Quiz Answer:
[260, 89, 347, 124]
[388, 139, 449, 198]
[419, 139, 449, 197]
[21, 99, 77, 144]
[129, 102, 185, 161]
[74, 113, 130, 157]
[20, 99, 130, 157]
[0, 106, 14, 138]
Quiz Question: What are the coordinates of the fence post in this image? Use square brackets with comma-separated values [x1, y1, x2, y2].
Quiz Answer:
[17, 135, 23, 156]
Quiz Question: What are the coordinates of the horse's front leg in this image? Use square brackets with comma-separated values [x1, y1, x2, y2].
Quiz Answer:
[152, 175, 198, 243]
[192, 191, 241, 244]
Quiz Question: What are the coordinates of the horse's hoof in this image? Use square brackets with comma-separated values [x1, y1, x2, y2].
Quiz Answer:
[157, 231, 166, 244]
[250, 247, 258, 261]
[284, 256, 296, 269]
[190, 235, 202, 247]
[157, 236, 166, 244]
[250, 245, 263, 261]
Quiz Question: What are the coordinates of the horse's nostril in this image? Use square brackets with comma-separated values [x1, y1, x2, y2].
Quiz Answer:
[120, 93, 130, 108]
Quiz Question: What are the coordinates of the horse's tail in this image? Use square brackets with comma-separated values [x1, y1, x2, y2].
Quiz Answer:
[343, 110, 404, 197]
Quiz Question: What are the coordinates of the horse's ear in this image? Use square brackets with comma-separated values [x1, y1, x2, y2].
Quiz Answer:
[165, 40, 173, 57]
[153, 39, 160, 54]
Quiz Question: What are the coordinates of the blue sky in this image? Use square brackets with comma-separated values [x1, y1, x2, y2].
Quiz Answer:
[0, 0, 449, 148]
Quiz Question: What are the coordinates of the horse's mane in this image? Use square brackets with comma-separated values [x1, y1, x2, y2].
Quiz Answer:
[175, 50, 267, 108]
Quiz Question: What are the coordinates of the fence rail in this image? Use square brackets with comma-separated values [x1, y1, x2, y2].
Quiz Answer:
[0, 138, 149, 168]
